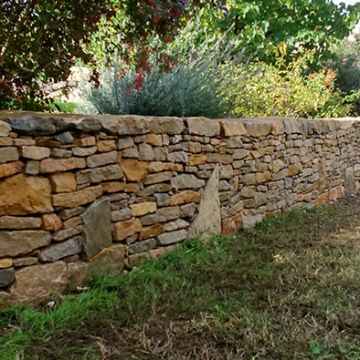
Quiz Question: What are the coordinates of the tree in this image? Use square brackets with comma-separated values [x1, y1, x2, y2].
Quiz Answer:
[0, 0, 217, 110]
[181, 0, 360, 65]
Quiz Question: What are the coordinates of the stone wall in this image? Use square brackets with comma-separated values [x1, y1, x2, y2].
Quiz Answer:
[0, 112, 359, 307]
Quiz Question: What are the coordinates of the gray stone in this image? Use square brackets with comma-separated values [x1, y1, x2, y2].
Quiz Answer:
[139, 143, 155, 161]
[111, 208, 132, 222]
[154, 193, 170, 207]
[9, 115, 71, 135]
[52, 225, 83, 242]
[24, 161, 39, 175]
[180, 203, 197, 218]
[144, 172, 173, 185]
[345, 167, 355, 195]
[0, 268, 15, 288]
[117, 137, 135, 150]
[76, 164, 123, 185]
[121, 146, 139, 158]
[54, 132, 74, 144]
[164, 219, 189, 232]
[167, 151, 188, 164]
[72, 146, 97, 157]
[87, 151, 117, 168]
[0, 230, 51, 257]
[141, 207, 180, 226]
[158, 229, 188, 245]
[51, 148, 72, 158]
[188, 166, 221, 241]
[171, 174, 205, 190]
[138, 183, 172, 197]
[128, 238, 157, 255]
[70, 117, 102, 132]
[58, 207, 84, 220]
[82, 198, 112, 259]
[39, 236, 83, 262]
[0, 147, 19, 164]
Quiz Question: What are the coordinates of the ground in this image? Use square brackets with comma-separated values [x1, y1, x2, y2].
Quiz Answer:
[1, 197, 360, 359]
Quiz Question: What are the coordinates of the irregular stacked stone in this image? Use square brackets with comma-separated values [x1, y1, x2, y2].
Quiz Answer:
[0, 112, 359, 307]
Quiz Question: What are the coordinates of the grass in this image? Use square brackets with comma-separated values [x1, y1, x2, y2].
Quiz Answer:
[1, 197, 360, 359]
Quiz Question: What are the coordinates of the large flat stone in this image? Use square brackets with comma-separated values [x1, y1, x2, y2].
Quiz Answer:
[10, 262, 68, 306]
[82, 198, 112, 259]
[0, 230, 51, 257]
[0, 174, 53, 215]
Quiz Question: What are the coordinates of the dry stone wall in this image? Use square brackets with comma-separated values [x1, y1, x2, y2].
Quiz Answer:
[0, 111, 359, 307]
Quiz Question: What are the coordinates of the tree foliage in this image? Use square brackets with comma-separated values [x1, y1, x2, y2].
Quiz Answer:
[0, 0, 217, 110]
[181, 0, 360, 65]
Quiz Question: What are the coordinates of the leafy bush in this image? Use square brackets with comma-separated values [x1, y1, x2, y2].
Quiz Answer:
[224, 54, 358, 118]
[77, 56, 232, 118]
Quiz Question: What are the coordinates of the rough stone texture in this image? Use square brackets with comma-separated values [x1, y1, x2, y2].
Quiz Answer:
[76, 164, 123, 185]
[42, 214, 62, 232]
[0, 174, 53, 215]
[0, 216, 41, 229]
[158, 229, 188, 245]
[87, 151, 117, 168]
[188, 166, 221, 241]
[0, 258, 13, 268]
[0, 147, 19, 164]
[52, 185, 103, 208]
[170, 191, 201, 206]
[187, 118, 220, 137]
[10, 262, 68, 306]
[82, 198, 112, 259]
[1, 112, 360, 307]
[171, 174, 205, 190]
[50, 172, 76, 193]
[0, 121, 11, 137]
[0, 230, 51, 257]
[39, 236, 83, 262]
[0, 268, 15, 287]
[21, 146, 50, 160]
[88, 244, 126, 276]
[119, 158, 147, 182]
[130, 202, 157, 216]
[113, 218, 142, 241]
[40, 157, 86, 173]
[0, 161, 23, 178]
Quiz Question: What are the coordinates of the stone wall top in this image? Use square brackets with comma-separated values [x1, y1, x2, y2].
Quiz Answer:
[1, 111, 359, 137]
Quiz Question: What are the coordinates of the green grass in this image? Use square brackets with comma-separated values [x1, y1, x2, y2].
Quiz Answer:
[1, 198, 360, 359]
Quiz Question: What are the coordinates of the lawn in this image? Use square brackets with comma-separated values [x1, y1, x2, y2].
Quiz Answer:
[1, 198, 360, 359]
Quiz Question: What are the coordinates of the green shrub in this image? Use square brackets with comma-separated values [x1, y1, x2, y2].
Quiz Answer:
[224, 54, 358, 118]
[77, 58, 232, 118]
